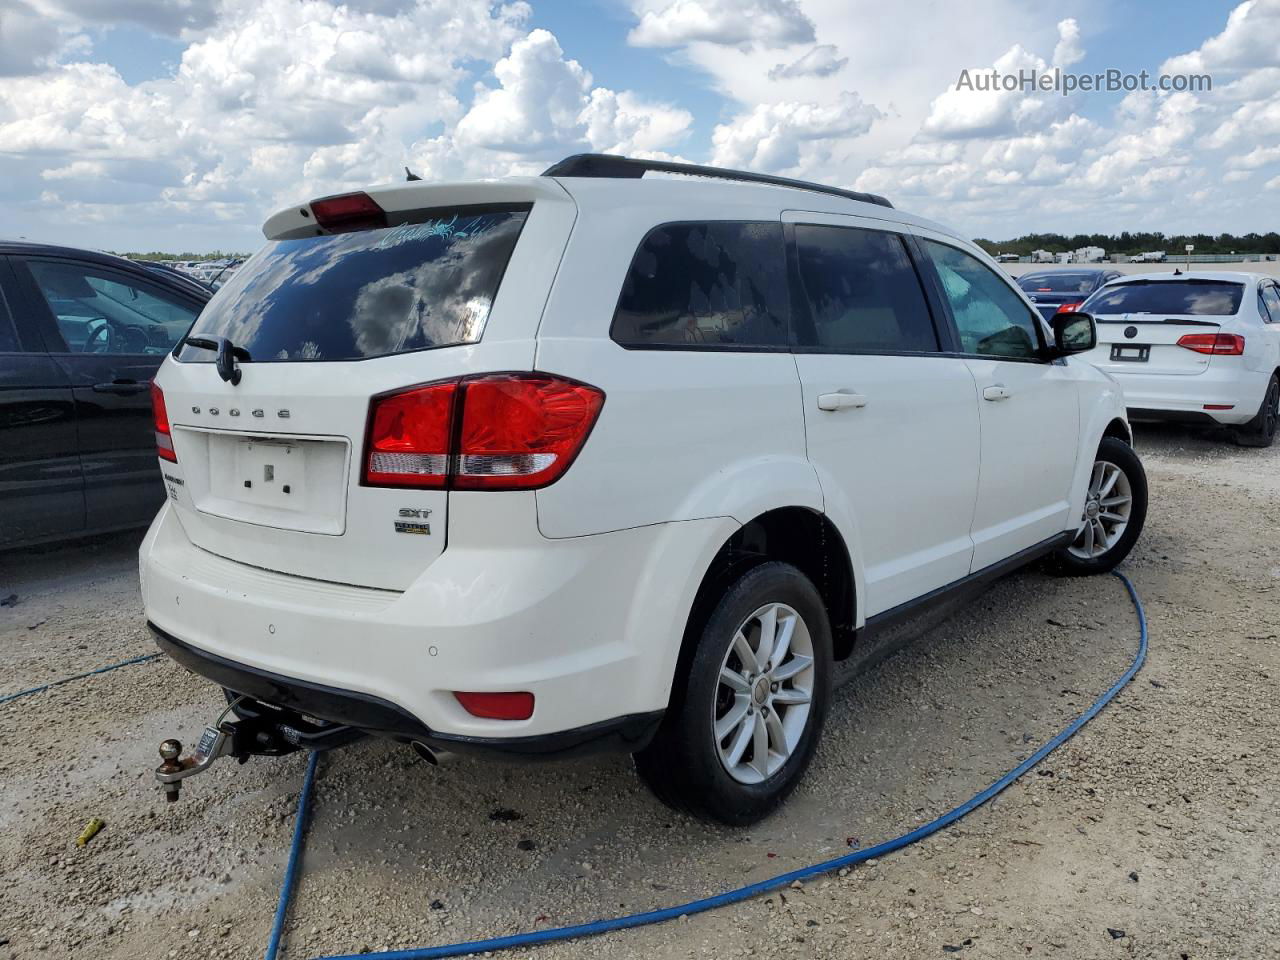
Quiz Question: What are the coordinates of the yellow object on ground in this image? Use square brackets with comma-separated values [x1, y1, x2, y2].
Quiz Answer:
[76, 818, 105, 847]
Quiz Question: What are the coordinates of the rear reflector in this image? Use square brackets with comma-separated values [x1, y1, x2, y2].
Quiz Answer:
[1204, 404, 1235, 410]
[1176, 333, 1245, 355]
[310, 192, 387, 233]
[151, 382, 176, 462]
[362, 373, 604, 491]
[454, 691, 535, 721]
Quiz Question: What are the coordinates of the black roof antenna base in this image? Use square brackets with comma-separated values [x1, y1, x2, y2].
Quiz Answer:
[540, 153, 892, 209]
[405, 166, 423, 181]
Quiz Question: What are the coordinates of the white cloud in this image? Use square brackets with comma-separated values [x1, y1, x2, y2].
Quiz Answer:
[1163, 0, 1280, 74]
[768, 44, 847, 81]
[711, 92, 880, 172]
[1051, 18, 1083, 68]
[628, 0, 814, 50]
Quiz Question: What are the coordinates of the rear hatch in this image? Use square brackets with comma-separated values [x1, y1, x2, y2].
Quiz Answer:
[154, 179, 575, 590]
[1078, 278, 1245, 377]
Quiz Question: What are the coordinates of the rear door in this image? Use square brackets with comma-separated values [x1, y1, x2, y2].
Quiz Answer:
[154, 186, 572, 590]
[13, 255, 205, 529]
[785, 213, 981, 616]
[0, 257, 84, 546]
[915, 234, 1080, 571]
[1078, 278, 1247, 377]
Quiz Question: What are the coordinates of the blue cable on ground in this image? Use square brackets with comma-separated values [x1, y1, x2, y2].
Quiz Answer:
[0, 652, 162, 707]
[261, 571, 1149, 960]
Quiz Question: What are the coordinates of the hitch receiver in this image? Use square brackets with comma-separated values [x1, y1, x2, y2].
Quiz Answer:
[155, 725, 232, 802]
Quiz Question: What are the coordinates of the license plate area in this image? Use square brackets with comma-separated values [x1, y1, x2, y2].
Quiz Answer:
[1110, 344, 1150, 362]
[176, 427, 350, 536]
[231, 439, 306, 510]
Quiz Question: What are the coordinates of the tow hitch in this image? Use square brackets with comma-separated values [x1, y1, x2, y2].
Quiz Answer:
[155, 696, 366, 802]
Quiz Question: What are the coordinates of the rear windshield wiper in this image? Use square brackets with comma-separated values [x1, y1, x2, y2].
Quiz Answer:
[182, 335, 251, 385]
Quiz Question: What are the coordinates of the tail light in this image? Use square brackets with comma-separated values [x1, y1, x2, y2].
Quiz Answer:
[151, 382, 176, 462]
[454, 691, 535, 721]
[1055, 302, 1084, 314]
[310, 192, 387, 233]
[362, 373, 604, 490]
[1176, 333, 1245, 355]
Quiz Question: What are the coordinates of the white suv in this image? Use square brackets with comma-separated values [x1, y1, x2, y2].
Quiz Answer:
[141, 155, 1147, 825]
[1076, 271, 1280, 447]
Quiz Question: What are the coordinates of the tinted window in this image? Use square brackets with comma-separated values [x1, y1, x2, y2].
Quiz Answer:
[26, 260, 199, 355]
[1018, 273, 1098, 294]
[1261, 284, 1280, 323]
[924, 240, 1043, 360]
[0, 286, 17, 352]
[178, 208, 528, 363]
[792, 225, 938, 352]
[611, 221, 788, 348]
[1083, 280, 1245, 316]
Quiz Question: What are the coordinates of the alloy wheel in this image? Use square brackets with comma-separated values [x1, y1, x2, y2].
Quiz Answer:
[1068, 459, 1133, 560]
[713, 602, 815, 785]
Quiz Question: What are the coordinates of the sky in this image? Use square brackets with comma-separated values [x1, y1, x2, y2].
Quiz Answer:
[0, 0, 1276, 253]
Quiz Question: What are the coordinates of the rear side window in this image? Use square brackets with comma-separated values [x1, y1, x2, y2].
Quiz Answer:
[792, 225, 938, 353]
[0, 286, 17, 352]
[611, 221, 788, 349]
[177, 207, 528, 363]
[1260, 284, 1280, 323]
[1083, 280, 1245, 317]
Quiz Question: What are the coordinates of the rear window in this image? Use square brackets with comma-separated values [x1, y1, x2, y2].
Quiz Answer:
[1084, 280, 1244, 317]
[1018, 273, 1097, 294]
[176, 207, 528, 362]
[611, 221, 788, 349]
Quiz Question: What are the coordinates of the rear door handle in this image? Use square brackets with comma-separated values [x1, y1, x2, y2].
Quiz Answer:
[982, 384, 1011, 402]
[92, 380, 150, 396]
[817, 391, 868, 411]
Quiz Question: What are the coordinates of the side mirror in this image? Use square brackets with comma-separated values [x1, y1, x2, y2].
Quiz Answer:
[1049, 311, 1096, 357]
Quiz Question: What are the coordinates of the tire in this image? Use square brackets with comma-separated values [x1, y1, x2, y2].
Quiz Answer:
[1047, 436, 1147, 576]
[1233, 373, 1279, 448]
[634, 561, 832, 826]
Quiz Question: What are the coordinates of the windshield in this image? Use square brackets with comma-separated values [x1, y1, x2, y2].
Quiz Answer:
[176, 206, 529, 362]
[1083, 280, 1245, 317]
[1018, 273, 1098, 294]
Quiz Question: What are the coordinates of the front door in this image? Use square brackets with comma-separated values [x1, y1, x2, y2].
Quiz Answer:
[915, 235, 1080, 571]
[785, 214, 982, 617]
[14, 256, 203, 529]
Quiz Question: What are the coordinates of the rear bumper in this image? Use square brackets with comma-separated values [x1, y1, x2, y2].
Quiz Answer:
[140, 496, 733, 747]
[1099, 365, 1268, 425]
[151, 622, 662, 757]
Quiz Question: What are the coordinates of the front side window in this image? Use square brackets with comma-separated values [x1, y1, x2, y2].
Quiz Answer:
[1082, 280, 1245, 317]
[178, 207, 528, 363]
[611, 221, 788, 348]
[26, 260, 200, 355]
[791, 225, 938, 353]
[924, 241, 1043, 360]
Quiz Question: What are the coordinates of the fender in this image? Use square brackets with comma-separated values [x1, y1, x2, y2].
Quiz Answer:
[1070, 361, 1130, 520]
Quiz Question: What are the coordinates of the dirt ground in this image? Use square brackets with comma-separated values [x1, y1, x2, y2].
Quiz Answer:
[1, 422, 1278, 960]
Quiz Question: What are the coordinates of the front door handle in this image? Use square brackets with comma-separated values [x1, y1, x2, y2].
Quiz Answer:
[982, 384, 1011, 402]
[817, 391, 868, 411]
[92, 380, 150, 396]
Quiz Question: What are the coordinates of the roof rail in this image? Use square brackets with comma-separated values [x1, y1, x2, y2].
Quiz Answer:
[541, 153, 892, 209]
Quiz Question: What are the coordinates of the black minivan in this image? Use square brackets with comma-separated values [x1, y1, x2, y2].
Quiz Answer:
[0, 242, 210, 548]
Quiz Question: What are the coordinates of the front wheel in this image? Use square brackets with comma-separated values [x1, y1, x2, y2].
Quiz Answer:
[1047, 436, 1147, 576]
[634, 562, 832, 826]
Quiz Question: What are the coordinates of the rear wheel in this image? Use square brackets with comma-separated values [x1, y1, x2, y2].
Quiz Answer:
[1048, 436, 1147, 576]
[634, 562, 831, 826]
[1233, 373, 1279, 448]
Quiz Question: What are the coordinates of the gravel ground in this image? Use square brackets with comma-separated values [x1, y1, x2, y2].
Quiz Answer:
[1, 422, 1278, 960]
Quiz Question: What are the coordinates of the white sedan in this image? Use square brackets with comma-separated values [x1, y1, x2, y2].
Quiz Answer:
[1077, 271, 1280, 447]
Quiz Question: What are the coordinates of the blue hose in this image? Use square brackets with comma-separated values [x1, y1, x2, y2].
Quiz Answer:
[272, 570, 1148, 960]
[266, 750, 321, 960]
[0, 652, 161, 707]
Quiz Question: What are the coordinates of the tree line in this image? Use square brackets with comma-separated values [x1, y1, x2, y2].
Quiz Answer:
[974, 232, 1280, 257]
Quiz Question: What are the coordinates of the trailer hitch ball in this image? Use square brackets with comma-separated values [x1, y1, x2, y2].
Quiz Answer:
[158, 739, 184, 802]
